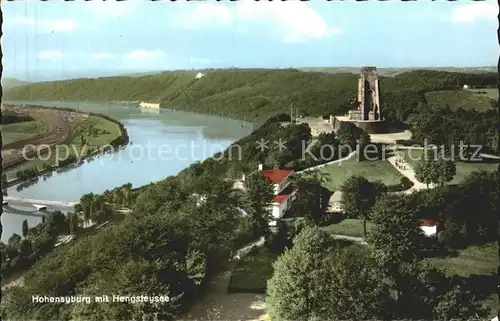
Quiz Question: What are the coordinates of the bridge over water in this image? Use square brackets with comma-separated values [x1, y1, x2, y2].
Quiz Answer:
[3, 196, 77, 208]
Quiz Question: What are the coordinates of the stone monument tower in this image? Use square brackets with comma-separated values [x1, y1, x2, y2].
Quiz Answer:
[349, 66, 382, 121]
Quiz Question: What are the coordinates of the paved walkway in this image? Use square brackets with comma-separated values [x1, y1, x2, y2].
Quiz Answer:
[387, 153, 435, 194]
[179, 238, 268, 321]
[296, 151, 357, 174]
[331, 234, 367, 245]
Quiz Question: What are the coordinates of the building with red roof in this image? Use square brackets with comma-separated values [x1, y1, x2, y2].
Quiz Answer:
[419, 219, 441, 238]
[240, 164, 297, 225]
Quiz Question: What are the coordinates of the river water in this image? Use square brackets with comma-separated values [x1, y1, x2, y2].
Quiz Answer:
[1, 101, 253, 241]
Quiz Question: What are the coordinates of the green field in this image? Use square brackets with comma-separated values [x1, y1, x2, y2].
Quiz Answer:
[0, 120, 47, 145]
[424, 90, 495, 112]
[426, 242, 499, 318]
[322, 219, 374, 237]
[402, 149, 498, 185]
[228, 247, 278, 293]
[319, 158, 404, 191]
[467, 88, 499, 100]
[6, 115, 122, 180]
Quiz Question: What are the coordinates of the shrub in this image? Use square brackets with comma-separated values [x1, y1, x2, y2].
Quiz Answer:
[400, 177, 414, 189]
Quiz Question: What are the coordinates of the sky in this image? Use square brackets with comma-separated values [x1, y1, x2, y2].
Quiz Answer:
[1, 0, 498, 82]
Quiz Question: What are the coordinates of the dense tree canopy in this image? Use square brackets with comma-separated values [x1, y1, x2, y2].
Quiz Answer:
[267, 227, 392, 321]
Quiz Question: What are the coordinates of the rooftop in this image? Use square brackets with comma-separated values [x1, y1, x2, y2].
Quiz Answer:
[420, 219, 440, 227]
[260, 169, 294, 184]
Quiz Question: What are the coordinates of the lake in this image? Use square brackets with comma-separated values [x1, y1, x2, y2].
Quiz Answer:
[1, 100, 254, 241]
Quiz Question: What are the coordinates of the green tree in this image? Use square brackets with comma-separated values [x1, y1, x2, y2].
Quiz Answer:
[415, 147, 456, 187]
[266, 220, 291, 254]
[432, 282, 486, 320]
[341, 176, 372, 219]
[68, 212, 80, 235]
[18, 239, 33, 258]
[21, 219, 28, 238]
[341, 176, 387, 235]
[267, 227, 392, 321]
[367, 194, 427, 303]
[290, 171, 330, 226]
[243, 172, 275, 237]
[8, 233, 22, 250]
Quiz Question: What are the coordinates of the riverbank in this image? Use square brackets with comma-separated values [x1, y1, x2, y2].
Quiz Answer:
[2, 104, 129, 187]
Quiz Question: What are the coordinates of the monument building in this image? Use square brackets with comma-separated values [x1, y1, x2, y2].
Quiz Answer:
[330, 66, 388, 134]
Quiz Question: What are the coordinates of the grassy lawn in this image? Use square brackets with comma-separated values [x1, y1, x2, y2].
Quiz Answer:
[0, 120, 47, 145]
[322, 219, 374, 237]
[426, 242, 499, 318]
[467, 88, 499, 100]
[425, 90, 495, 112]
[5, 115, 122, 180]
[319, 158, 404, 191]
[228, 247, 279, 294]
[402, 149, 498, 185]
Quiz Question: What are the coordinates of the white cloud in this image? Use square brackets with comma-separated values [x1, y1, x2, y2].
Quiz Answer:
[173, 0, 340, 43]
[91, 52, 115, 61]
[124, 50, 166, 60]
[451, 2, 497, 23]
[39, 50, 64, 60]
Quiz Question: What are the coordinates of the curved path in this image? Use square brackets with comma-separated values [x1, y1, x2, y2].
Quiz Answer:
[296, 151, 357, 174]
[386, 153, 436, 193]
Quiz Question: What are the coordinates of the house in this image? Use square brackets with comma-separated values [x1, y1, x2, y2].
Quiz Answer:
[329, 191, 344, 212]
[462, 84, 469, 89]
[241, 164, 297, 226]
[420, 219, 441, 237]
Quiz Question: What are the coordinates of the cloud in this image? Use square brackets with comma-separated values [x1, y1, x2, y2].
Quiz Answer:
[91, 52, 116, 61]
[451, 2, 497, 23]
[173, 0, 340, 43]
[39, 50, 64, 60]
[124, 50, 166, 60]
[7, 16, 77, 32]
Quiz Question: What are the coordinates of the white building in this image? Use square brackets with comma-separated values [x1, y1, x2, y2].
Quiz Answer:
[241, 164, 297, 226]
[420, 219, 441, 238]
[329, 191, 344, 212]
[195, 72, 205, 79]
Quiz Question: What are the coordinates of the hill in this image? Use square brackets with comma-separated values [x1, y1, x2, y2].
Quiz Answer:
[1, 78, 30, 90]
[424, 90, 496, 112]
[297, 66, 497, 77]
[3, 68, 497, 121]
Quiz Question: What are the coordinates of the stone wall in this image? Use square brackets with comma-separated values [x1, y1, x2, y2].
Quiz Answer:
[329, 115, 343, 133]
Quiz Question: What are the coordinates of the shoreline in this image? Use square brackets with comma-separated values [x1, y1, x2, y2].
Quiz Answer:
[2, 104, 130, 189]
